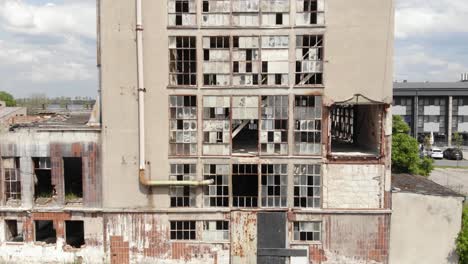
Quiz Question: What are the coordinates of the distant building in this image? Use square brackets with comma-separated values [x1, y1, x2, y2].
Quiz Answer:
[0, 101, 27, 128]
[393, 76, 468, 146]
[390, 174, 464, 264]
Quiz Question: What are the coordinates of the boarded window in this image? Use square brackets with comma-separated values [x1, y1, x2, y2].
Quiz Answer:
[203, 164, 229, 207]
[169, 36, 197, 86]
[261, 0, 289, 26]
[201, 0, 231, 26]
[232, 96, 259, 155]
[232, 36, 260, 86]
[296, 0, 325, 25]
[203, 37, 231, 86]
[294, 164, 321, 208]
[202, 220, 229, 241]
[170, 221, 196, 240]
[261, 164, 287, 207]
[5, 220, 23, 242]
[3, 158, 21, 201]
[232, 164, 258, 207]
[295, 35, 323, 85]
[35, 220, 56, 244]
[232, 0, 260, 26]
[169, 95, 198, 156]
[203, 96, 231, 155]
[65, 221, 85, 248]
[260, 36, 289, 85]
[294, 95, 322, 155]
[293, 222, 321, 241]
[260, 95, 288, 155]
[170, 164, 196, 207]
[168, 0, 196, 26]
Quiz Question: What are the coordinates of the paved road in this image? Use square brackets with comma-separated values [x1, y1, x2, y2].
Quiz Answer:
[433, 159, 468, 167]
[430, 168, 468, 196]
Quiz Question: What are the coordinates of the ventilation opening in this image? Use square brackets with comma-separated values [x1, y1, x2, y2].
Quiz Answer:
[33, 158, 54, 202]
[5, 220, 23, 242]
[232, 164, 258, 207]
[65, 221, 85, 248]
[35, 220, 56, 244]
[63, 158, 83, 201]
[330, 104, 383, 157]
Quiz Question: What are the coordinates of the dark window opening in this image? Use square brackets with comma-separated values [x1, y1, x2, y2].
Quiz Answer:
[202, 0, 209, 12]
[232, 164, 258, 207]
[65, 221, 85, 248]
[276, 13, 283, 25]
[232, 120, 259, 155]
[33, 158, 54, 201]
[170, 221, 196, 240]
[35, 220, 56, 244]
[330, 104, 383, 157]
[5, 220, 23, 242]
[63, 157, 83, 201]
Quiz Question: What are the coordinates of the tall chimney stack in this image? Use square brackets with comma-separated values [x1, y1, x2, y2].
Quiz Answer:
[462, 73, 468, 82]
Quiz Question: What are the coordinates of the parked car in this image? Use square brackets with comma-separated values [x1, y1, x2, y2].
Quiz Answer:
[429, 148, 443, 159]
[443, 148, 464, 160]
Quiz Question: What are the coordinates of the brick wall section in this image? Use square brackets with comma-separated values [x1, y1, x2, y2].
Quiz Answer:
[110, 236, 130, 264]
[50, 144, 65, 204]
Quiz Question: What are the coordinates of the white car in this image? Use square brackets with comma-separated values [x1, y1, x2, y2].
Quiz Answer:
[430, 148, 443, 159]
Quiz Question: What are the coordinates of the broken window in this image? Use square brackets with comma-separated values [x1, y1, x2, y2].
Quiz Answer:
[203, 164, 229, 207]
[260, 164, 287, 207]
[232, 0, 260, 26]
[202, 221, 229, 241]
[203, 37, 231, 86]
[232, 96, 259, 155]
[201, 0, 231, 26]
[293, 222, 321, 241]
[168, 0, 196, 26]
[294, 164, 320, 208]
[170, 164, 196, 207]
[35, 220, 56, 244]
[203, 96, 231, 155]
[260, 0, 289, 26]
[295, 35, 323, 85]
[170, 221, 196, 240]
[65, 221, 85, 248]
[260, 36, 289, 85]
[3, 157, 21, 201]
[296, 0, 324, 25]
[232, 36, 260, 86]
[33, 157, 54, 201]
[169, 95, 198, 156]
[294, 96, 322, 155]
[169, 36, 197, 86]
[260, 96, 288, 155]
[63, 157, 83, 201]
[330, 104, 383, 156]
[232, 164, 258, 207]
[5, 220, 23, 242]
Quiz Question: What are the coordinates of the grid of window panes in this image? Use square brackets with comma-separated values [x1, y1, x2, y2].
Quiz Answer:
[232, 36, 260, 86]
[170, 221, 196, 240]
[260, 164, 287, 207]
[293, 164, 320, 208]
[203, 164, 229, 207]
[169, 36, 197, 86]
[295, 35, 324, 85]
[293, 221, 321, 241]
[3, 158, 21, 201]
[296, 0, 325, 25]
[260, 36, 289, 86]
[168, 0, 196, 26]
[169, 164, 196, 207]
[294, 95, 322, 155]
[202, 220, 229, 241]
[203, 36, 231, 86]
[169, 95, 197, 156]
[260, 95, 288, 155]
[202, 96, 231, 155]
[201, 0, 231, 26]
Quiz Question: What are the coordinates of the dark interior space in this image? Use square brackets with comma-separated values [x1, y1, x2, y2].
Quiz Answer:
[232, 164, 258, 207]
[232, 120, 258, 155]
[63, 157, 83, 200]
[65, 221, 85, 248]
[33, 158, 53, 199]
[5, 220, 23, 242]
[35, 220, 56, 244]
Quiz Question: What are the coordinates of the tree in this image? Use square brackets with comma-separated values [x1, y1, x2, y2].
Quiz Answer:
[0, 91, 16, 106]
[392, 115, 434, 176]
[457, 206, 468, 263]
[453, 132, 463, 151]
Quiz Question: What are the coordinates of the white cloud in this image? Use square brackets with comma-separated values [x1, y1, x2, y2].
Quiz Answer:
[396, 0, 468, 39]
[0, 0, 96, 38]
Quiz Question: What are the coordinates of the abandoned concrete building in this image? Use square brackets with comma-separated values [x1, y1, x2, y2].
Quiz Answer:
[0, 0, 394, 263]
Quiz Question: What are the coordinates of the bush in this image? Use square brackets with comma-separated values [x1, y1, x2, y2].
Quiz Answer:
[456, 206, 468, 263]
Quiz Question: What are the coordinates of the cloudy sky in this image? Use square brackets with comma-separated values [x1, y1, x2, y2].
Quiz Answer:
[0, 0, 468, 98]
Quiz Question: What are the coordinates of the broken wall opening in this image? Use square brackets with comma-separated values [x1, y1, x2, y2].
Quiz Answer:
[5, 219, 23, 242]
[65, 220, 85, 248]
[232, 164, 258, 207]
[232, 96, 259, 155]
[34, 220, 56, 244]
[330, 104, 383, 156]
[63, 158, 83, 201]
[33, 157, 54, 201]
